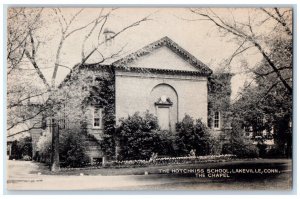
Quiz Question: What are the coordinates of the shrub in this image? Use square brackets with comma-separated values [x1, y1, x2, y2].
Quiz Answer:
[9, 140, 21, 160]
[9, 136, 32, 160]
[175, 115, 213, 156]
[257, 141, 268, 157]
[222, 142, 259, 158]
[59, 130, 90, 168]
[36, 130, 52, 164]
[222, 119, 259, 158]
[36, 129, 90, 167]
[264, 147, 285, 158]
[17, 136, 32, 159]
[117, 111, 175, 160]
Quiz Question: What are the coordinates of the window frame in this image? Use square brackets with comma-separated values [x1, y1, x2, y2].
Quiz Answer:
[213, 111, 221, 130]
[93, 106, 103, 129]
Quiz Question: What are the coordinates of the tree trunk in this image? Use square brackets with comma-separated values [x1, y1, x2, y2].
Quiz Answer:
[51, 122, 60, 171]
[115, 139, 121, 161]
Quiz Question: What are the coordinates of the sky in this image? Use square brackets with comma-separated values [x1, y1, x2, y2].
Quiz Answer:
[21, 7, 268, 99]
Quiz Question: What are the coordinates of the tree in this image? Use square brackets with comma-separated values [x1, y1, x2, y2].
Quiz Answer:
[188, 8, 292, 158]
[230, 34, 292, 157]
[7, 7, 151, 170]
[7, 8, 48, 137]
[189, 8, 292, 95]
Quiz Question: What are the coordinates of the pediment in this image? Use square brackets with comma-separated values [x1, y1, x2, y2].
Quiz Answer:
[113, 36, 212, 75]
[126, 46, 200, 72]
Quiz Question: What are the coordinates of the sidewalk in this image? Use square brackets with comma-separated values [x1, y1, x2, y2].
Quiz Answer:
[6, 159, 292, 191]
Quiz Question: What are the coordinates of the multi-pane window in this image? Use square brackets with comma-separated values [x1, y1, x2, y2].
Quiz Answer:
[93, 107, 103, 128]
[214, 111, 220, 129]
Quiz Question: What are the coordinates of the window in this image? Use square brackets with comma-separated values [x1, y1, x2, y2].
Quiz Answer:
[93, 106, 103, 128]
[214, 111, 220, 129]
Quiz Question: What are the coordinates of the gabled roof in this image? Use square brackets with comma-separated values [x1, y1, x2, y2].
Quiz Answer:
[112, 36, 212, 76]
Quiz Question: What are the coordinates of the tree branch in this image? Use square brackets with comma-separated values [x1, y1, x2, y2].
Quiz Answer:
[7, 120, 43, 138]
[189, 8, 292, 95]
[260, 8, 292, 36]
[24, 50, 50, 89]
[81, 14, 151, 65]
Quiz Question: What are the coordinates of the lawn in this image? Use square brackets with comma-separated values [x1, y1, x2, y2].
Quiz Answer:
[33, 158, 291, 177]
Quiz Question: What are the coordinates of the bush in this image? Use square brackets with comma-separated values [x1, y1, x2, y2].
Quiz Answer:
[264, 147, 285, 158]
[222, 120, 259, 158]
[257, 141, 268, 157]
[59, 130, 90, 168]
[222, 142, 259, 158]
[175, 115, 213, 156]
[36, 129, 90, 167]
[36, 130, 52, 164]
[9, 136, 32, 160]
[117, 111, 175, 160]
[17, 136, 32, 159]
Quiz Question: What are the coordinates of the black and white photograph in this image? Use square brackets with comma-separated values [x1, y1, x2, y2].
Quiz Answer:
[5, 6, 294, 191]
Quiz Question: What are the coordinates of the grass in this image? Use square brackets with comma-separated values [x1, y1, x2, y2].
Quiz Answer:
[33, 158, 291, 177]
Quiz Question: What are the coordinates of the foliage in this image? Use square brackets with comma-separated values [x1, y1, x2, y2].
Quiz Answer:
[263, 147, 285, 158]
[256, 36, 292, 157]
[175, 115, 213, 156]
[256, 141, 268, 157]
[208, 73, 232, 129]
[80, 67, 116, 158]
[7, 8, 49, 138]
[36, 130, 52, 163]
[116, 111, 174, 160]
[221, 120, 259, 158]
[17, 136, 33, 158]
[7, 68, 48, 136]
[36, 128, 90, 167]
[7, 8, 43, 73]
[7, 8, 150, 169]
[190, 8, 292, 94]
[59, 130, 90, 168]
[230, 35, 292, 158]
[191, 8, 292, 158]
[222, 142, 259, 158]
[9, 136, 33, 160]
[51, 68, 95, 126]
